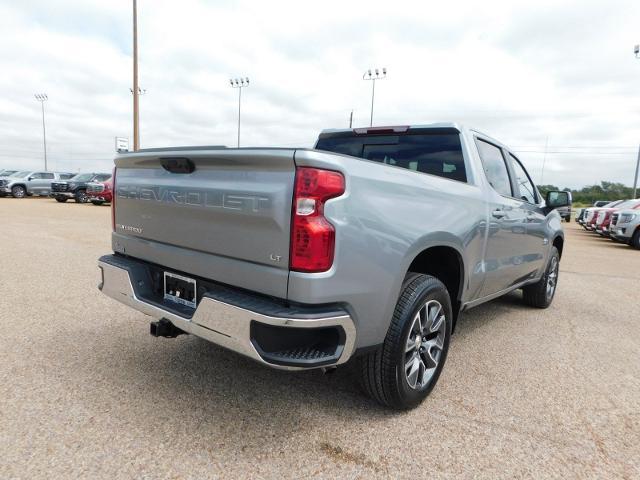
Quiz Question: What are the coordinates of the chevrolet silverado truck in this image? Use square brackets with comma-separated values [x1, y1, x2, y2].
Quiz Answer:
[51, 172, 112, 203]
[98, 124, 569, 409]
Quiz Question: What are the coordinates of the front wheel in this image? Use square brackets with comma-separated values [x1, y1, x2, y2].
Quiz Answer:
[631, 229, 640, 250]
[55, 197, 68, 203]
[11, 185, 26, 198]
[90, 200, 104, 206]
[522, 246, 560, 308]
[358, 274, 452, 410]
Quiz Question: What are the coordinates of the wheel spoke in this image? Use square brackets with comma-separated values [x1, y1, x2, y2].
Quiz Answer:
[405, 335, 416, 353]
[430, 314, 445, 334]
[412, 312, 421, 334]
[421, 346, 437, 369]
[405, 357, 420, 388]
[417, 359, 427, 386]
[426, 302, 441, 331]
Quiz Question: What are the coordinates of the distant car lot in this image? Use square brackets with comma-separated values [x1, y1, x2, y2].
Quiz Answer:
[0, 199, 639, 478]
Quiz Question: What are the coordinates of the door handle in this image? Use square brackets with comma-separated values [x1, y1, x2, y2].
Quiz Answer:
[492, 209, 506, 219]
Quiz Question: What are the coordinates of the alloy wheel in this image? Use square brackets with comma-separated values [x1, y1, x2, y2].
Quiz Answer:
[404, 300, 446, 390]
[546, 256, 559, 300]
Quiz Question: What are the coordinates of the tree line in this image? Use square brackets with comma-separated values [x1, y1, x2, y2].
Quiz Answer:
[537, 181, 636, 205]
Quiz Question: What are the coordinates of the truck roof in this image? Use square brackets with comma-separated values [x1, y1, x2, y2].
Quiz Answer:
[318, 122, 464, 137]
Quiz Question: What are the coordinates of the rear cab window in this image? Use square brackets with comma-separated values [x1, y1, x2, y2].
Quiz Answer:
[507, 153, 538, 204]
[315, 128, 467, 183]
[475, 139, 512, 197]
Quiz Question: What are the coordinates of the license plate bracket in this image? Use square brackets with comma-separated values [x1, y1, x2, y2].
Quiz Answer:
[163, 272, 197, 309]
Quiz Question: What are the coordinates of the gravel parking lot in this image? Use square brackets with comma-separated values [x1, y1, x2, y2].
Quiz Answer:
[1, 199, 639, 479]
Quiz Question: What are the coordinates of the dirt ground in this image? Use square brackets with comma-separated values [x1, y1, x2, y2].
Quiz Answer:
[1, 198, 638, 479]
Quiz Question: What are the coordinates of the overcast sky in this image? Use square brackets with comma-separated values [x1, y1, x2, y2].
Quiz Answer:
[1, 0, 639, 189]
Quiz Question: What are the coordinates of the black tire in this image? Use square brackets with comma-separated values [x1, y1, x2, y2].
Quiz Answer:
[358, 274, 452, 410]
[91, 200, 104, 206]
[75, 190, 88, 203]
[522, 246, 560, 308]
[11, 185, 26, 198]
[631, 229, 640, 250]
[55, 197, 68, 203]
[565, 216, 571, 223]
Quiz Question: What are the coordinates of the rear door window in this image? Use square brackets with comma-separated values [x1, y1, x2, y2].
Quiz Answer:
[508, 154, 538, 204]
[315, 131, 467, 183]
[475, 139, 512, 197]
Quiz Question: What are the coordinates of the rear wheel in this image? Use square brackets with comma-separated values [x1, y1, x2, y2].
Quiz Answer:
[358, 274, 452, 410]
[91, 200, 104, 206]
[522, 246, 560, 308]
[11, 185, 25, 198]
[631, 229, 640, 250]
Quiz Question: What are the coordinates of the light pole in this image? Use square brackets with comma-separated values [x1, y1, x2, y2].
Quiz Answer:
[132, 0, 140, 151]
[34, 93, 48, 171]
[633, 45, 640, 199]
[230, 77, 249, 147]
[130, 86, 146, 149]
[363, 67, 387, 127]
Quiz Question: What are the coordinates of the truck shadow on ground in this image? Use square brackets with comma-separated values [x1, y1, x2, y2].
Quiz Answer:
[110, 290, 525, 419]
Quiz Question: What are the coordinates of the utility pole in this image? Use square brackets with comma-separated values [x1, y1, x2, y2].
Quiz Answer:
[634, 45, 640, 198]
[363, 68, 387, 127]
[349, 110, 353, 128]
[34, 94, 48, 171]
[132, 0, 140, 151]
[230, 77, 249, 147]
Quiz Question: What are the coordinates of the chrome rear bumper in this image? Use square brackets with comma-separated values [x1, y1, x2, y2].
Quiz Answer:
[98, 257, 356, 370]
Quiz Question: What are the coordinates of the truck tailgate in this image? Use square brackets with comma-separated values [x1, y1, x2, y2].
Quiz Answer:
[113, 149, 295, 298]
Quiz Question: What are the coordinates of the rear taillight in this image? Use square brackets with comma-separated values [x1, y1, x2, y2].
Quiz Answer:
[111, 167, 116, 231]
[290, 167, 345, 273]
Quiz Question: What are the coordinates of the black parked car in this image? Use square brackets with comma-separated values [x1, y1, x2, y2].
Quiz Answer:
[51, 173, 112, 203]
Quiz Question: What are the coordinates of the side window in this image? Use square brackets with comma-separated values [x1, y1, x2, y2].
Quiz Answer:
[42, 173, 54, 180]
[96, 175, 111, 182]
[508, 154, 537, 204]
[31, 172, 43, 179]
[475, 139, 512, 197]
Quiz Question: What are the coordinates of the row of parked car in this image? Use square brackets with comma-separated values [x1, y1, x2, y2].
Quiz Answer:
[0, 169, 113, 205]
[576, 199, 640, 249]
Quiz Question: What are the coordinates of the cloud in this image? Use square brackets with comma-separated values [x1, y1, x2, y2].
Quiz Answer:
[0, 0, 639, 189]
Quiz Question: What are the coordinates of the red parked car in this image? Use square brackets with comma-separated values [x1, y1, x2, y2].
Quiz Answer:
[86, 177, 112, 205]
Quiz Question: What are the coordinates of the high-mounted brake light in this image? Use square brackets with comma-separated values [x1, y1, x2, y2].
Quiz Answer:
[290, 167, 345, 273]
[353, 126, 410, 135]
[111, 167, 117, 231]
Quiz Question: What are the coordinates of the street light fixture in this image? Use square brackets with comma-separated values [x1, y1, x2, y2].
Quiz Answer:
[363, 67, 387, 127]
[34, 93, 48, 171]
[230, 77, 250, 147]
[634, 45, 640, 198]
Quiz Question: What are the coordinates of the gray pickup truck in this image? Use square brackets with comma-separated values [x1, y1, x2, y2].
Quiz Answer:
[98, 123, 569, 409]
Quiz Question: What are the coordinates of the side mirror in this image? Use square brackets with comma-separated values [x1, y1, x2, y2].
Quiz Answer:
[546, 190, 572, 209]
[27, 176, 33, 181]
